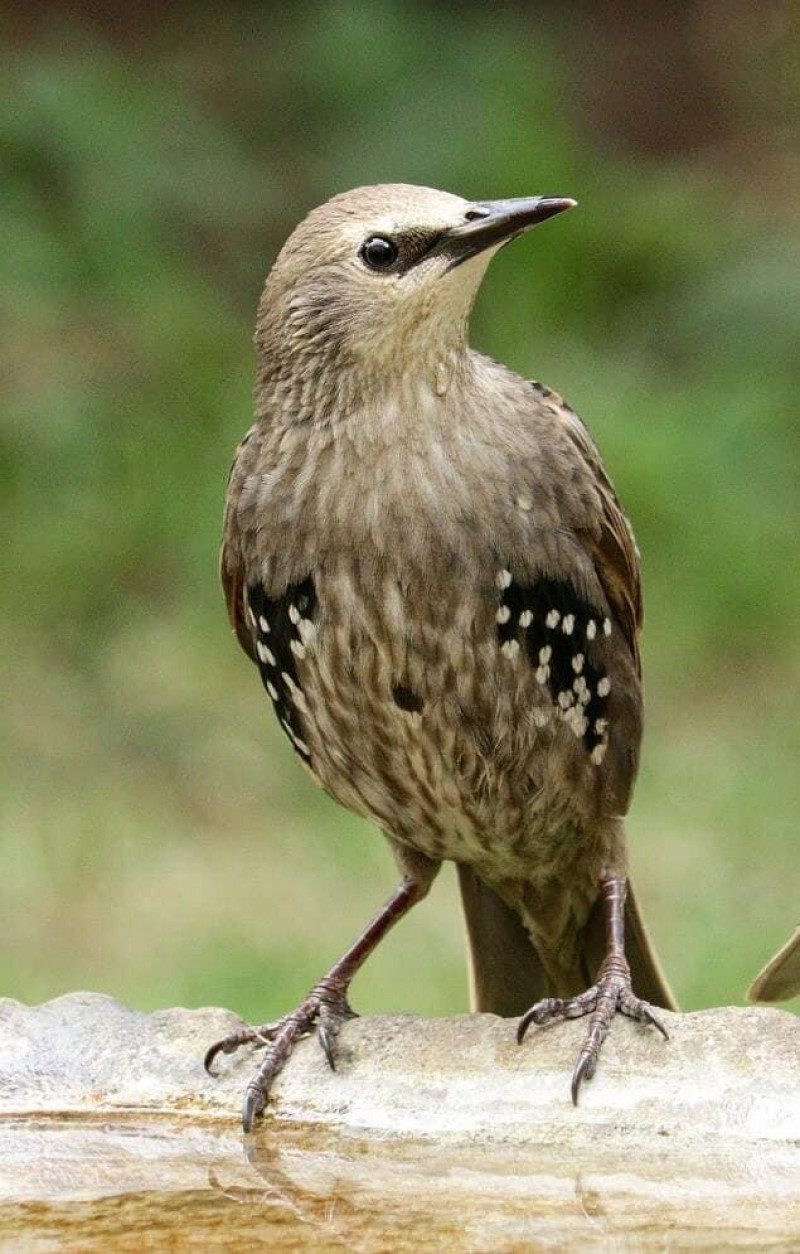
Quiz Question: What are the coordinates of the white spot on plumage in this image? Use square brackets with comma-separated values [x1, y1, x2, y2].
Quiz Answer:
[516, 494, 533, 512]
[535, 665, 550, 685]
[258, 615, 270, 634]
[246, 606, 257, 628]
[266, 680, 278, 700]
[496, 605, 511, 624]
[557, 690, 574, 709]
[290, 640, 307, 660]
[595, 718, 608, 733]
[538, 645, 552, 665]
[502, 639, 520, 659]
[586, 619, 597, 640]
[597, 677, 611, 697]
[591, 743, 607, 765]
[497, 569, 512, 590]
[603, 618, 612, 637]
[288, 604, 301, 625]
[562, 614, 575, 635]
[257, 640, 276, 666]
[280, 718, 310, 756]
[281, 671, 293, 688]
[546, 609, 560, 629]
[290, 687, 309, 713]
[297, 617, 316, 645]
[565, 708, 588, 738]
[573, 675, 587, 696]
[519, 609, 533, 628]
[572, 653, 584, 673]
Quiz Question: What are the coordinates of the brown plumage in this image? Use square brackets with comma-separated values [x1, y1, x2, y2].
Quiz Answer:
[207, 185, 676, 1130]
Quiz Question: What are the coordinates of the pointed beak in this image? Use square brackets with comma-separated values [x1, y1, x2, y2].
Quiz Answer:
[434, 196, 577, 269]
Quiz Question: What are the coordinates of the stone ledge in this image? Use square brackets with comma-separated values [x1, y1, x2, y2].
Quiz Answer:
[0, 994, 797, 1251]
[0, 993, 796, 1138]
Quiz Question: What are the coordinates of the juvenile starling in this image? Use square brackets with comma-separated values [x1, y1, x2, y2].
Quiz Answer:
[206, 185, 676, 1131]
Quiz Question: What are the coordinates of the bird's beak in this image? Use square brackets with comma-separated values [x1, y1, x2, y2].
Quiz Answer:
[434, 196, 577, 269]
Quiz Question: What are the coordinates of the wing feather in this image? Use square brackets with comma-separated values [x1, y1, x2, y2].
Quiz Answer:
[220, 428, 258, 664]
[535, 383, 643, 675]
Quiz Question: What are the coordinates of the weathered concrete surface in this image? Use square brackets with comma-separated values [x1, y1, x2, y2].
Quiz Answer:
[0, 993, 797, 1251]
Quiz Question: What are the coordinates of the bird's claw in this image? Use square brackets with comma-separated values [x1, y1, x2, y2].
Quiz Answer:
[570, 1051, 595, 1104]
[517, 955, 668, 1104]
[317, 1002, 350, 1070]
[204, 981, 357, 1132]
[204, 1021, 281, 1075]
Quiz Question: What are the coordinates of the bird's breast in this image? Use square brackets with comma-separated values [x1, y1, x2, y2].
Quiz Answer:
[243, 551, 608, 874]
[235, 385, 639, 866]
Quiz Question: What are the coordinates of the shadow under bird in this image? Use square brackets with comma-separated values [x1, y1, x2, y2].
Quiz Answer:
[205, 184, 676, 1131]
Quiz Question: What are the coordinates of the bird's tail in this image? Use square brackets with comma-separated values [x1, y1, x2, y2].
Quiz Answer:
[458, 864, 677, 1014]
[747, 928, 800, 1003]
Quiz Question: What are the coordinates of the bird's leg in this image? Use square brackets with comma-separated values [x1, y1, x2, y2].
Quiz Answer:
[205, 874, 427, 1132]
[517, 876, 668, 1103]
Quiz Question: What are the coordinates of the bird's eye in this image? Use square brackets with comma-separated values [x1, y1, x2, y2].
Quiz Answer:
[360, 236, 399, 271]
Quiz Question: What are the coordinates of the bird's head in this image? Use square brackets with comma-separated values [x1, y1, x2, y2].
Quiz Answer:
[255, 183, 575, 419]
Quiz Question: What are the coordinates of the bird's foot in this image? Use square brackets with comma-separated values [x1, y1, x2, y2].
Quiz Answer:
[205, 978, 357, 1132]
[516, 952, 668, 1104]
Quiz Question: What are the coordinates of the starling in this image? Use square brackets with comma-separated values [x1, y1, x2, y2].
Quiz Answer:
[206, 185, 676, 1131]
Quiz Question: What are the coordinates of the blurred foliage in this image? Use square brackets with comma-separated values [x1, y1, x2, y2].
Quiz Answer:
[1, 1, 797, 1022]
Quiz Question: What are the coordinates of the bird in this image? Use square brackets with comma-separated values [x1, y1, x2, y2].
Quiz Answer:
[204, 183, 676, 1132]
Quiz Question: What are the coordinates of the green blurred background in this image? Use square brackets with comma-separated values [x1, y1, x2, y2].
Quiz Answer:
[2, 1, 798, 1023]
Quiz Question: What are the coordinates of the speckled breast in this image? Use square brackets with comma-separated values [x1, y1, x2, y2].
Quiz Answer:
[242, 553, 627, 872]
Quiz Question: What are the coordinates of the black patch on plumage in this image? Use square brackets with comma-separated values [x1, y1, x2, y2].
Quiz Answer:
[392, 683, 424, 714]
[496, 574, 610, 753]
[530, 378, 575, 415]
[530, 380, 553, 400]
[246, 576, 317, 763]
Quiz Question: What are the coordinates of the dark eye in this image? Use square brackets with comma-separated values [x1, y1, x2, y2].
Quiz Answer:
[360, 235, 399, 271]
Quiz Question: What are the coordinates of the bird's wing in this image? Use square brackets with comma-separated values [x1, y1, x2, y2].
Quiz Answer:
[220, 428, 317, 768]
[220, 430, 258, 664]
[460, 382, 675, 1017]
[539, 385, 676, 1007]
[534, 383, 643, 676]
[220, 546, 257, 664]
